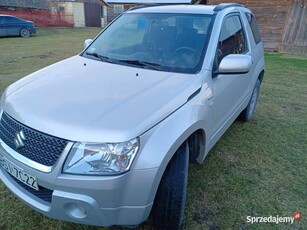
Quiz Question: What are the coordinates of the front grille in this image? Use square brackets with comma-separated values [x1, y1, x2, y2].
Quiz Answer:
[0, 112, 68, 166]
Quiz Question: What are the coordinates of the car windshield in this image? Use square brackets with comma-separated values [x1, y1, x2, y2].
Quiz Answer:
[83, 13, 213, 74]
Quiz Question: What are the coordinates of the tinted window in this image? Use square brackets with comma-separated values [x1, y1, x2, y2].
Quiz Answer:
[6, 17, 19, 23]
[245, 13, 261, 44]
[217, 15, 248, 64]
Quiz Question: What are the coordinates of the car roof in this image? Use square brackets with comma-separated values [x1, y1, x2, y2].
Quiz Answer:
[0, 14, 18, 18]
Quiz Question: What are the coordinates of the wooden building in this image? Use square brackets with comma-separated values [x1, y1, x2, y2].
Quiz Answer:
[280, 0, 307, 55]
[0, 0, 108, 27]
[105, 3, 133, 23]
[206, 0, 307, 55]
[50, 0, 108, 27]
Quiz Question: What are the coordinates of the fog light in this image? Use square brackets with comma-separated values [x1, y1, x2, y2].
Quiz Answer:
[65, 203, 87, 219]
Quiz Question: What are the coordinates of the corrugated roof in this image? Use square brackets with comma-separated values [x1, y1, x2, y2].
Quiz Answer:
[0, 0, 49, 9]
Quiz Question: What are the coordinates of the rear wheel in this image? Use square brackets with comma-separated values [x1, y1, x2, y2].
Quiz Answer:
[20, 28, 30, 38]
[152, 142, 189, 230]
[240, 79, 260, 121]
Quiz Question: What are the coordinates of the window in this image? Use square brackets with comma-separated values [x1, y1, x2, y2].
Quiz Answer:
[217, 15, 248, 64]
[114, 5, 124, 14]
[245, 13, 261, 44]
[106, 14, 147, 49]
[84, 13, 214, 74]
[59, 6, 65, 12]
[6, 17, 17, 23]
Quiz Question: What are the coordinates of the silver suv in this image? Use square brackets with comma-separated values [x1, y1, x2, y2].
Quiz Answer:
[0, 2, 265, 229]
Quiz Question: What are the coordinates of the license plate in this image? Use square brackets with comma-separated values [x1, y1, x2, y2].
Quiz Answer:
[0, 154, 39, 191]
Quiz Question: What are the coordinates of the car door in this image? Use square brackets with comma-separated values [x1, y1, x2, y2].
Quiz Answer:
[6, 16, 20, 36]
[211, 13, 251, 137]
[0, 17, 7, 36]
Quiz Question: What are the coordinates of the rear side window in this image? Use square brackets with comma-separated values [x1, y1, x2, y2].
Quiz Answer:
[245, 13, 261, 44]
[6, 17, 17, 23]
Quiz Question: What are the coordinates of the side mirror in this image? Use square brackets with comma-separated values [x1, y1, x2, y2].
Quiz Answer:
[218, 54, 252, 74]
[84, 39, 93, 49]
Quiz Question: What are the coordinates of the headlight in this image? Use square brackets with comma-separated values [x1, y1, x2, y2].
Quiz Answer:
[0, 92, 5, 116]
[63, 138, 139, 175]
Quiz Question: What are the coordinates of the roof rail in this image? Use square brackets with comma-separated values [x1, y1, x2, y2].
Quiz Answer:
[213, 3, 245, 12]
[127, 1, 192, 11]
[105, 0, 192, 4]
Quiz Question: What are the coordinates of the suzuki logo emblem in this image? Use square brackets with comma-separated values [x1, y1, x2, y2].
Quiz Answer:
[14, 130, 26, 149]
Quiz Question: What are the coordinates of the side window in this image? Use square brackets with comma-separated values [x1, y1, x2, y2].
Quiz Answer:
[217, 15, 248, 64]
[6, 17, 17, 23]
[6, 17, 12, 23]
[245, 13, 261, 44]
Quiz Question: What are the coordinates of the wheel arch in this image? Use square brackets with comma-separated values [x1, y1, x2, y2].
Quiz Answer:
[136, 123, 207, 211]
[153, 127, 207, 177]
[258, 70, 265, 84]
[187, 129, 206, 164]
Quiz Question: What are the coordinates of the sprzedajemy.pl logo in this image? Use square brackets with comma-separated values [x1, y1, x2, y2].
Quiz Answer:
[247, 212, 301, 224]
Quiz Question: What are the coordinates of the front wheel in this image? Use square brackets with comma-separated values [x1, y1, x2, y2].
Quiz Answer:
[152, 142, 189, 230]
[239, 79, 260, 121]
[20, 28, 30, 38]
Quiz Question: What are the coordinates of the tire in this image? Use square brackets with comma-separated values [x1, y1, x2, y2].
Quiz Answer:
[20, 28, 30, 38]
[239, 79, 260, 121]
[152, 142, 189, 230]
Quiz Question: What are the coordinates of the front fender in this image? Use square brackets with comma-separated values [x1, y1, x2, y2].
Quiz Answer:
[131, 83, 213, 205]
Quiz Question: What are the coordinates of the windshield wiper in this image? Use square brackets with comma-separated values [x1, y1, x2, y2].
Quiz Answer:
[119, 59, 161, 70]
[85, 52, 114, 63]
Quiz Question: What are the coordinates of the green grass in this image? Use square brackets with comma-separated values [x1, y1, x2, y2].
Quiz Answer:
[0, 29, 306, 229]
[0, 28, 101, 93]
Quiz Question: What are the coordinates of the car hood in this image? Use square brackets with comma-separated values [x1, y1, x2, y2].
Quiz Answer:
[3, 55, 202, 142]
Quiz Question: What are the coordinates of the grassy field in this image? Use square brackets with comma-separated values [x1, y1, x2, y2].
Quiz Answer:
[0, 28, 306, 230]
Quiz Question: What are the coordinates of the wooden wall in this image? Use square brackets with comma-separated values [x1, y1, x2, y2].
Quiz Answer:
[280, 0, 307, 55]
[208, 0, 292, 51]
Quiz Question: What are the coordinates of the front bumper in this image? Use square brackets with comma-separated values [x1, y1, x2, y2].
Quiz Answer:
[29, 27, 36, 34]
[0, 141, 157, 227]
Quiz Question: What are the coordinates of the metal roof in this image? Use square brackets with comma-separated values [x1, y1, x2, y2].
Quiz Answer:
[0, 0, 49, 9]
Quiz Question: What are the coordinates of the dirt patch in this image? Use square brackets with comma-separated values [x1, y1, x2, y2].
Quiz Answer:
[23, 51, 55, 59]
[281, 104, 303, 112]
